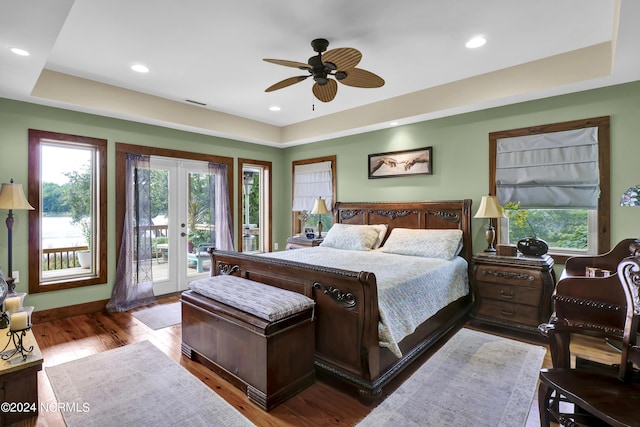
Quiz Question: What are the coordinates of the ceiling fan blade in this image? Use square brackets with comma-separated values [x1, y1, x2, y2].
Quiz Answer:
[322, 48, 361, 70]
[265, 75, 309, 92]
[312, 79, 337, 102]
[337, 68, 385, 88]
[263, 58, 311, 70]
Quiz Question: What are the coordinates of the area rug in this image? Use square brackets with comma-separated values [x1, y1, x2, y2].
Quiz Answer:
[132, 302, 181, 329]
[46, 340, 255, 427]
[357, 328, 546, 427]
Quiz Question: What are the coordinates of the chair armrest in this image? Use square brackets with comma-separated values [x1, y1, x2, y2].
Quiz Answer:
[564, 238, 639, 276]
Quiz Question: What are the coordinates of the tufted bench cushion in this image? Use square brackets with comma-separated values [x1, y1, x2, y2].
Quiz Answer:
[189, 274, 315, 322]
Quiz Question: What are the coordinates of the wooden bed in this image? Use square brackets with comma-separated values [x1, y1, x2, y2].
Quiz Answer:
[181, 200, 473, 400]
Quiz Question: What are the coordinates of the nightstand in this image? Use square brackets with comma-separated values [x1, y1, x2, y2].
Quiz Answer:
[285, 236, 323, 250]
[0, 329, 43, 425]
[471, 253, 556, 337]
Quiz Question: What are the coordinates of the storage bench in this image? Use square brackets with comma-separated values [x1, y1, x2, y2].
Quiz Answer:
[181, 274, 315, 411]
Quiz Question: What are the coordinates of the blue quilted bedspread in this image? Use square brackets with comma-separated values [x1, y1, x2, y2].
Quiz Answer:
[261, 247, 469, 357]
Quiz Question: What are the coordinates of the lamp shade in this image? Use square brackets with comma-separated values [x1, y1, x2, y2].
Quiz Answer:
[620, 185, 640, 206]
[0, 180, 34, 211]
[311, 197, 330, 215]
[474, 195, 505, 219]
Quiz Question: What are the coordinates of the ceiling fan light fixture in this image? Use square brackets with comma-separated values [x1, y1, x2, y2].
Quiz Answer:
[263, 38, 384, 102]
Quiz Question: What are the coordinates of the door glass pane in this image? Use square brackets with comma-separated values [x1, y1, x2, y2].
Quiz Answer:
[187, 172, 213, 276]
[150, 168, 169, 282]
[242, 168, 260, 253]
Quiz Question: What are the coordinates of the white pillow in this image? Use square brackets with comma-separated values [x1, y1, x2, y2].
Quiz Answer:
[320, 224, 381, 251]
[370, 224, 389, 249]
[381, 228, 463, 259]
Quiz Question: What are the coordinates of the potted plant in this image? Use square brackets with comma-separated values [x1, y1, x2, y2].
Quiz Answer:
[502, 201, 548, 256]
[76, 218, 92, 269]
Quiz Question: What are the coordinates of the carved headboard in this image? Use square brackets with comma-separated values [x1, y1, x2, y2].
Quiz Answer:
[334, 200, 473, 262]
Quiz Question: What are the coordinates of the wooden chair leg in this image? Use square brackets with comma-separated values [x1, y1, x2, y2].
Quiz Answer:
[538, 381, 554, 427]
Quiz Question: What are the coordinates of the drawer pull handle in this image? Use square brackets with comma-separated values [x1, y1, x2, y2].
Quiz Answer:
[501, 309, 516, 317]
[500, 290, 515, 299]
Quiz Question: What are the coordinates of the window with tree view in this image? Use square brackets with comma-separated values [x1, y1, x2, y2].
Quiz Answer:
[490, 116, 610, 260]
[28, 130, 107, 292]
[501, 203, 594, 252]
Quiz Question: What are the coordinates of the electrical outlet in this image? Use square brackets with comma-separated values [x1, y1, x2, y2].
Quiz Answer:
[274, 243, 279, 251]
[12, 271, 19, 284]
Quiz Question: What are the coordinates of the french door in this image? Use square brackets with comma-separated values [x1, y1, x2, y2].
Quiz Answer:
[149, 157, 213, 295]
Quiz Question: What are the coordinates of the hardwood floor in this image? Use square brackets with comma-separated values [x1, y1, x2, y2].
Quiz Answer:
[9, 295, 620, 427]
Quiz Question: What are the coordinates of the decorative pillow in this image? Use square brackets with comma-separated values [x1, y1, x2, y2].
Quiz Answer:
[320, 223, 381, 251]
[370, 224, 389, 249]
[381, 228, 464, 259]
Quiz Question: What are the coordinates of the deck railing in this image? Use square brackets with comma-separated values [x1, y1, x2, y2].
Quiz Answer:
[42, 246, 88, 271]
[41, 225, 174, 271]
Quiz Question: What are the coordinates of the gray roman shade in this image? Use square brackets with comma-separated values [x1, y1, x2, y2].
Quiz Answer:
[496, 127, 599, 209]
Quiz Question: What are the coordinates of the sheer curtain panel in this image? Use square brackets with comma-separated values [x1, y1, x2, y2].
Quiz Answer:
[107, 154, 156, 312]
[209, 162, 234, 251]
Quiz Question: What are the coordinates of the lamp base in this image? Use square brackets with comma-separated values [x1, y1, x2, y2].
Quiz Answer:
[5, 277, 15, 294]
[484, 223, 496, 253]
[317, 220, 323, 238]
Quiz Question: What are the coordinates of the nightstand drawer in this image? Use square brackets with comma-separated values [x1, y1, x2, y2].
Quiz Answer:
[475, 264, 544, 287]
[476, 299, 540, 327]
[475, 281, 542, 306]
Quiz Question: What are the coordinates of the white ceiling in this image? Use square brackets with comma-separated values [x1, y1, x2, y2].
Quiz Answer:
[1, 0, 638, 146]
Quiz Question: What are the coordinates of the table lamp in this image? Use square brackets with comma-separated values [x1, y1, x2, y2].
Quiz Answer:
[0, 179, 35, 293]
[474, 195, 505, 253]
[311, 197, 330, 238]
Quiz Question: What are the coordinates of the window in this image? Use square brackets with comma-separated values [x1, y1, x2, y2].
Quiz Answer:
[291, 156, 336, 236]
[489, 116, 610, 263]
[238, 158, 272, 253]
[28, 130, 107, 292]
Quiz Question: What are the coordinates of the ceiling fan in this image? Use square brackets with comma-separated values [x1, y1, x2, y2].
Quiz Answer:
[263, 38, 385, 103]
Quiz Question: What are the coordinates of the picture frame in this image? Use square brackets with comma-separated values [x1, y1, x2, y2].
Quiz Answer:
[368, 146, 432, 179]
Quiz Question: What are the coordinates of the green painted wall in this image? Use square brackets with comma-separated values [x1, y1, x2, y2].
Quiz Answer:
[1, 79, 640, 312]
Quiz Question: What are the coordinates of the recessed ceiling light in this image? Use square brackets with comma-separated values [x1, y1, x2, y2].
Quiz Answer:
[10, 47, 30, 56]
[269, 106, 281, 112]
[131, 64, 149, 73]
[466, 36, 487, 49]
